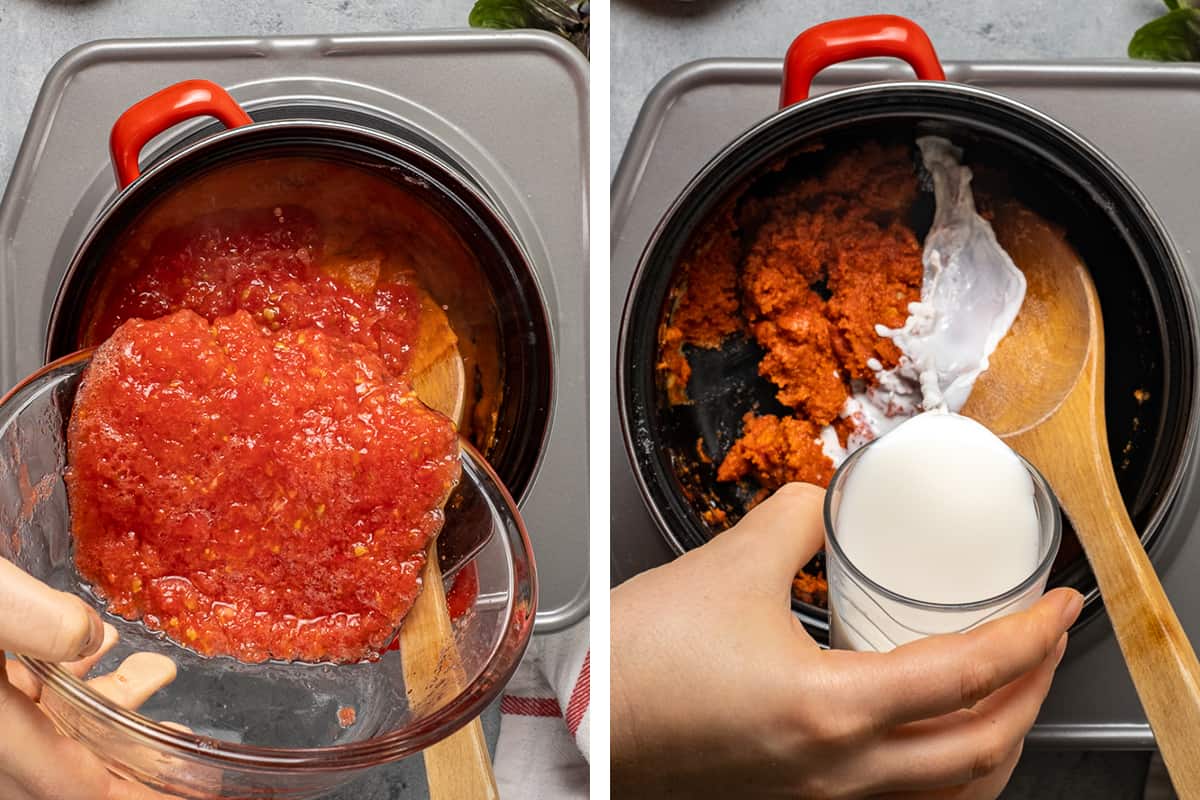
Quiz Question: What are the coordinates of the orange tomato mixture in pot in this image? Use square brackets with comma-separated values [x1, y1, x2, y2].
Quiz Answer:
[659, 143, 927, 605]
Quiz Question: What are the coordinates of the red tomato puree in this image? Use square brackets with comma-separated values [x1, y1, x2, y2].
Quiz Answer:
[89, 205, 423, 378]
[66, 310, 460, 663]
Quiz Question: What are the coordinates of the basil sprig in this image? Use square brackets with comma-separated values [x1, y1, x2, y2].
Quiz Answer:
[1129, 0, 1200, 61]
[469, 0, 590, 57]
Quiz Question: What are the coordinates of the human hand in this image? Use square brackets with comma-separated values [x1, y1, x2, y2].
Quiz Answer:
[611, 483, 1083, 799]
[0, 557, 178, 800]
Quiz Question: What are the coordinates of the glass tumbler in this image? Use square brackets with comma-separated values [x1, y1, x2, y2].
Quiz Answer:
[823, 441, 1062, 652]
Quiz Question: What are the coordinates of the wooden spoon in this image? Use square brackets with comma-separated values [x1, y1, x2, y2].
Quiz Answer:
[401, 296, 498, 800]
[962, 202, 1200, 794]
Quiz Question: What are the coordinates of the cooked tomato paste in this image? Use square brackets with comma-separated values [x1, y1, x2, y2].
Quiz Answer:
[659, 142, 925, 608]
[663, 142, 923, 488]
[67, 310, 460, 663]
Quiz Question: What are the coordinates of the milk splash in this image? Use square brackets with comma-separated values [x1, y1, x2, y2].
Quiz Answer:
[820, 136, 1027, 465]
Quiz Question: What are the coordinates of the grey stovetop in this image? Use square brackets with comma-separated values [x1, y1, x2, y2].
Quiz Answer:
[612, 0, 1162, 168]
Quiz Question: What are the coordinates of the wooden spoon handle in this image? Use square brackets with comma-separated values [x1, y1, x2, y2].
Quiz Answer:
[1055, 449, 1200, 794]
[401, 542, 499, 800]
[423, 717, 498, 800]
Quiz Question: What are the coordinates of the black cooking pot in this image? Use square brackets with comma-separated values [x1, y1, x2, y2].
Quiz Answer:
[46, 80, 553, 505]
[618, 16, 1198, 639]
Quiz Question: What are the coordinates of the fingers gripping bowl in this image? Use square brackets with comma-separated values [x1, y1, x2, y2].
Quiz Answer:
[1, 351, 536, 799]
[617, 16, 1198, 640]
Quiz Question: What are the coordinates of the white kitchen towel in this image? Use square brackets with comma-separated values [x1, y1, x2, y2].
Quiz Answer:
[493, 618, 590, 799]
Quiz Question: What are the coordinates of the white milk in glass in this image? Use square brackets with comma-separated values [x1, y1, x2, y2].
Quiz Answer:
[827, 411, 1043, 651]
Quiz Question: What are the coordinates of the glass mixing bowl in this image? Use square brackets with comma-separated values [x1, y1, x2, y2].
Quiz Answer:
[0, 351, 536, 799]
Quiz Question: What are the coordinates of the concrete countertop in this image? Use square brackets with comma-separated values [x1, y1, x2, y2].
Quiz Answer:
[0, 0, 476, 191]
[612, 0, 1162, 167]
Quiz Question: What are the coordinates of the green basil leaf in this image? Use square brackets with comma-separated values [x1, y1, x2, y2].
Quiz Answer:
[1129, 7, 1200, 61]
[468, 0, 589, 57]
[469, 0, 536, 30]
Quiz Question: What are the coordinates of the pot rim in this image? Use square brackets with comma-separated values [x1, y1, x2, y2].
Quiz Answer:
[617, 79, 1200, 628]
[47, 116, 558, 507]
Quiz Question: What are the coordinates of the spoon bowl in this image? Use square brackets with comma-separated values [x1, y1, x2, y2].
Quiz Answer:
[963, 201, 1090, 437]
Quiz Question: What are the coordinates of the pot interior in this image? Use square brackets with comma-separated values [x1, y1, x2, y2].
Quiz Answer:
[621, 95, 1196, 639]
[49, 127, 552, 501]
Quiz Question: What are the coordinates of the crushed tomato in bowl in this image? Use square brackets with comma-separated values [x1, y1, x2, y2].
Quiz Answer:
[66, 310, 461, 663]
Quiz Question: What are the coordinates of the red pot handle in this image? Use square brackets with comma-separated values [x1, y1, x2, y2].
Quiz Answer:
[780, 15, 945, 108]
[109, 79, 253, 189]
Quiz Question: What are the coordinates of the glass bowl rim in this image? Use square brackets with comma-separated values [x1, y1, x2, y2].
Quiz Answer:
[8, 349, 538, 772]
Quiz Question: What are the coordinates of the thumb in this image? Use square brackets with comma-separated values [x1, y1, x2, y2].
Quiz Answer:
[0, 557, 104, 662]
[725, 483, 826, 588]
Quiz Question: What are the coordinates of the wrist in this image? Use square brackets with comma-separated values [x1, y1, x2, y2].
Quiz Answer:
[610, 592, 660, 797]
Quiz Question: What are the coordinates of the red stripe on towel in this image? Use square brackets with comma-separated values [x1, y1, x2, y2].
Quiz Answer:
[565, 651, 590, 736]
[500, 696, 562, 717]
